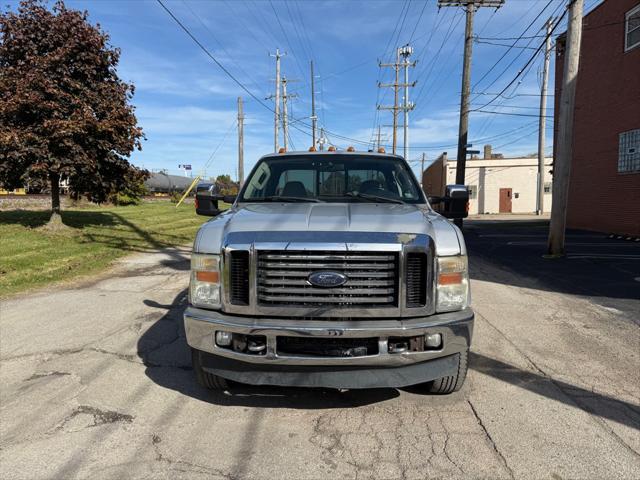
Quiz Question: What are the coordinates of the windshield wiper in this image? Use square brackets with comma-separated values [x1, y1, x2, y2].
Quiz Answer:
[262, 196, 323, 203]
[344, 192, 405, 204]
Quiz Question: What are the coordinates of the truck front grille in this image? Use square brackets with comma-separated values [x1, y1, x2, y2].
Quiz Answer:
[257, 251, 398, 307]
[229, 251, 250, 305]
[406, 253, 428, 307]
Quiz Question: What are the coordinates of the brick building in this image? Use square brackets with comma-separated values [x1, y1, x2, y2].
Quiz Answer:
[554, 0, 640, 235]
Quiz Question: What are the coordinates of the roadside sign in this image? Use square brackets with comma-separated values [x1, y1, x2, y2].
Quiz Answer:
[467, 150, 480, 155]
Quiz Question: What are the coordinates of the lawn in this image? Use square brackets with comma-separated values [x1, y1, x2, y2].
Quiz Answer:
[0, 201, 212, 297]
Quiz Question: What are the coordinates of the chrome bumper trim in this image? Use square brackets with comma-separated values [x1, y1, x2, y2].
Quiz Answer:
[184, 307, 473, 367]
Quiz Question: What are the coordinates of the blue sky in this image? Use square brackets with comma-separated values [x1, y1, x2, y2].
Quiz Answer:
[8, 0, 603, 179]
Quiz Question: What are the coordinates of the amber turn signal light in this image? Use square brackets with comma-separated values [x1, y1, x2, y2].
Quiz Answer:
[438, 272, 463, 285]
[196, 271, 220, 283]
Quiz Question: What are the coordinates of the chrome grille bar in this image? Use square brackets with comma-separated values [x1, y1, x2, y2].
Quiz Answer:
[257, 250, 399, 307]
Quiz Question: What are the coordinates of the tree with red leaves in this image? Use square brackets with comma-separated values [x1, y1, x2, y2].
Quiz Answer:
[0, 0, 145, 223]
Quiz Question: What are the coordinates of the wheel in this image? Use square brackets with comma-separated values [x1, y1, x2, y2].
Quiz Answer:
[428, 349, 469, 394]
[192, 349, 229, 390]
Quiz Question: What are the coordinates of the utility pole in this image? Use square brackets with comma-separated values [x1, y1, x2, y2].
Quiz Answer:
[421, 152, 426, 184]
[237, 96, 244, 186]
[537, 17, 553, 215]
[378, 46, 416, 156]
[310, 60, 317, 148]
[438, 0, 504, 227]
[280, 76, 298, 152]
[399, 45, 416, 160]
[548, 0, 583, 256]
[269, 49, 284, 152]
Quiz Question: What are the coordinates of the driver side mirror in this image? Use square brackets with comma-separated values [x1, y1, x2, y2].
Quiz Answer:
[429, 184, 469, 219]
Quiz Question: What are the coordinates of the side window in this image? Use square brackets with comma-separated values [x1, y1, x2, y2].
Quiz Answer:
[626, 4, 640, 52]
[618, 129, 640, 173]
[242, 162, 271, 199]
[394, 168, 420, 200]
[276, 169, 316, 196]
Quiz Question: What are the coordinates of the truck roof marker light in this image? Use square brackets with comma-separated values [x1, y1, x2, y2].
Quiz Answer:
[378, 147, 386, 154]
[278, 147, 286, 154]
[308, 146, 317, 152]
[328, 146, 336, 152]
[346, 146, 355, 152]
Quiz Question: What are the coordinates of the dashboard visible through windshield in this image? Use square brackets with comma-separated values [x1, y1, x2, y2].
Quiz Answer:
[239, 155, 425, 204]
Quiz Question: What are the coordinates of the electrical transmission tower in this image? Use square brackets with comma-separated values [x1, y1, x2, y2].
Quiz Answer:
[377, 45, 415, 157]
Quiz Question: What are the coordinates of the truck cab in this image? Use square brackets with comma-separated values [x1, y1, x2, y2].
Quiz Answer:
[186, 150, 472, 393]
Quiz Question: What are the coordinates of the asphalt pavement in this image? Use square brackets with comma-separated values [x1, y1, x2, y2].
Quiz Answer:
[1, 219, 639, 479]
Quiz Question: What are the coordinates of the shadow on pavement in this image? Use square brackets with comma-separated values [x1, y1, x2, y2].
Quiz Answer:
[470, 352, 640, 431]
[138, 290, 639, 420]
[138, 290, 400, 409]
[464, 219, 640, 304]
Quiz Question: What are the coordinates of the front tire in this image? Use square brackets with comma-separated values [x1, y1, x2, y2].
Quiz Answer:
[192, 349, 229, 390]
[427, 349, 469, 394]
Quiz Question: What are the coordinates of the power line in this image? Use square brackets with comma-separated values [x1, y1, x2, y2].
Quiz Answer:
[408, 1, 429, 43]
[476, 109, 553, 118]
[156, 0, 272, 111]
[268, 0, 309, 90]
[471, 0, 557, 92]
[471, 7, 568, 112]
[181, 0, 264, 95]
[474, 39, 540, 50]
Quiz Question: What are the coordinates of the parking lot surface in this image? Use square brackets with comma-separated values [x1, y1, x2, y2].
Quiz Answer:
[1, 219, 639, 479]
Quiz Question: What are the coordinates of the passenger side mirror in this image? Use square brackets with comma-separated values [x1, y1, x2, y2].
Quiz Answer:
[441, 184, 469, 219]
[222, 195, 237, 204]
[429, 184, 469, 219]
[195, 193, 221, 217]
[195, 183, 221, 217]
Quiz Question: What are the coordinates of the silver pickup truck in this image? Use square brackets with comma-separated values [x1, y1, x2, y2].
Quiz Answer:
[186, 150, 472, 394]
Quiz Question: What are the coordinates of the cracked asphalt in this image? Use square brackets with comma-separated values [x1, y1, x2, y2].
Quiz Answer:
[1, 221, 639, 479]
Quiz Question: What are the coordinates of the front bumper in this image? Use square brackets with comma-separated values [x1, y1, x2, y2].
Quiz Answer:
[184, 307, 473, 388]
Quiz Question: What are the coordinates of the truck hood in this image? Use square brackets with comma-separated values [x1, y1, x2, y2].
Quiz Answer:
[194, 203, 465, 256]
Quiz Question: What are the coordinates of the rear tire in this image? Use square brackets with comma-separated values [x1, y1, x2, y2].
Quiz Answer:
[192, 349, 229, 390]
[428, 349, 469, 394]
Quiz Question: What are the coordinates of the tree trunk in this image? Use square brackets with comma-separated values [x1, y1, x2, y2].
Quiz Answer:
[50, 172, 61, 214]
[47, 172, 64, 227]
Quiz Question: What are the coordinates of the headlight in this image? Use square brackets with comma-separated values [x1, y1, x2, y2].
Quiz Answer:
[436, 255, 470, 312]
[189, 253, 221, 309]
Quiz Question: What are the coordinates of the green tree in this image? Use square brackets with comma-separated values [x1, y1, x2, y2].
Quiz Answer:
[0, 0, 145, 223]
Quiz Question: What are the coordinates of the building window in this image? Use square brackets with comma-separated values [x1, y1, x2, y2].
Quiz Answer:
[466, 185, 477, 199]
[544, 182, 552, 193]
[618, 129, 640, 173]
[626, 4, 640, 52]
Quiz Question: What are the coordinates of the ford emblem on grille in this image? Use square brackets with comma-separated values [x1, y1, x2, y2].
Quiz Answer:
[308, 271, 348, 288]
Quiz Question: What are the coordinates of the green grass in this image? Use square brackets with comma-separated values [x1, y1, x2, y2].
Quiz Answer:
[0, 201, 215, 297]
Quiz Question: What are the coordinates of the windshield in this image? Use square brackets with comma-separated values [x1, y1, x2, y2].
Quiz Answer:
[239, 155, 425, 204]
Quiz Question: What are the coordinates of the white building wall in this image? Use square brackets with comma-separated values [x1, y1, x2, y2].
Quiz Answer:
[446, 158, 553, 214]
